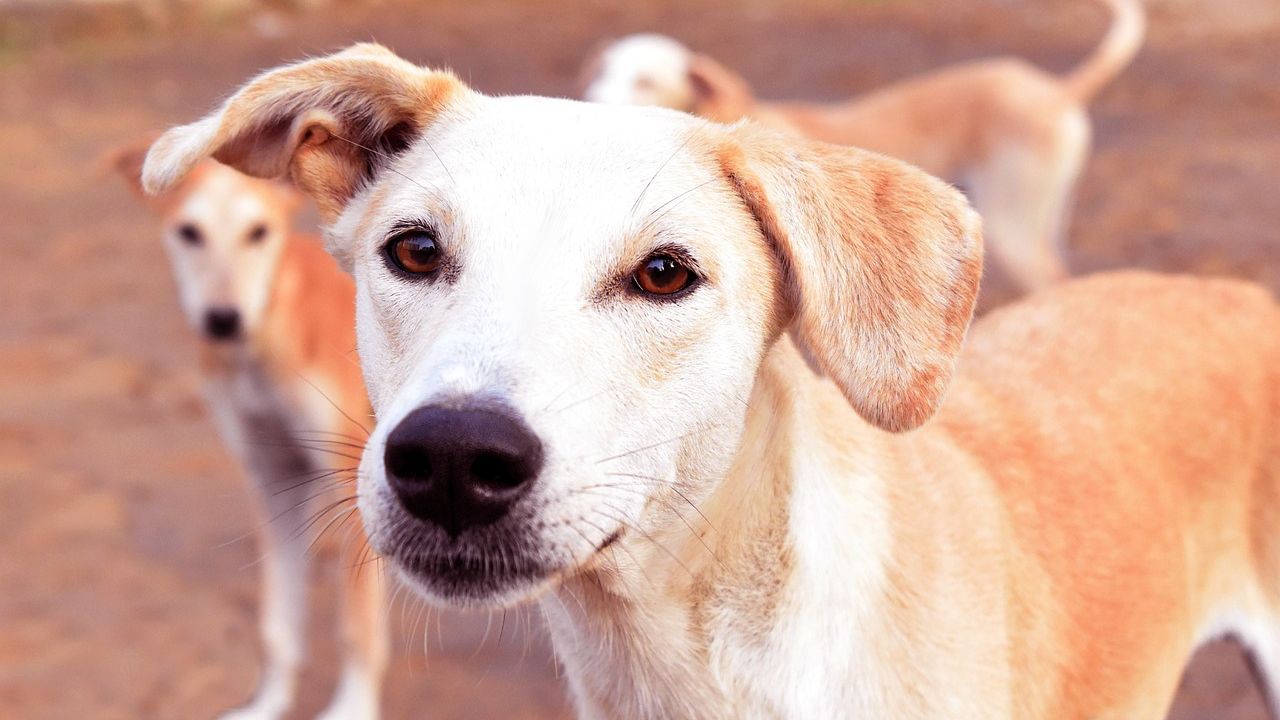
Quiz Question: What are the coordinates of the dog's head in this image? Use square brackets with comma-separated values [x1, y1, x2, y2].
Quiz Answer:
[143, 44, 981, 607]
[113, 145, 301, 343]
[581, 34, 756, 123]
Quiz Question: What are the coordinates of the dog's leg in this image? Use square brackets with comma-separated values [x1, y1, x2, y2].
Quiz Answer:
[219, 449, 316, 720]
[966, 111, 1089, 293]
[317, 537, 389, 720]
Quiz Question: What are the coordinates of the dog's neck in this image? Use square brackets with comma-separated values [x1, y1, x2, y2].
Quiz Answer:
[542, 339, 917, 718]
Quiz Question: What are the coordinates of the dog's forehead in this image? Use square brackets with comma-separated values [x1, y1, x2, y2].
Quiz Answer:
[179, 165, 270, 228]
[605, 35, 689, 74]
[394, 95, 720, 222]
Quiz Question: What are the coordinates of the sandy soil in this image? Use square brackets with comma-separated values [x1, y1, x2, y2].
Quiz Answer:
[2, 0, 1278, 717]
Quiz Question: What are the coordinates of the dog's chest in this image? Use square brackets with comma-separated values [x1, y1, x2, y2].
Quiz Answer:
[201, 358, 318, 486]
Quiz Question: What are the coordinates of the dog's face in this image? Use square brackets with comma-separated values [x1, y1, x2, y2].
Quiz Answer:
[142, 45, 982, 607]
[582, 34, 698, 110]
[115, 151, 299, 343]
[581, 34, 756, 123]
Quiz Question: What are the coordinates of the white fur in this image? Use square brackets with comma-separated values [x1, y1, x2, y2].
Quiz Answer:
[583, 34, 697, 110]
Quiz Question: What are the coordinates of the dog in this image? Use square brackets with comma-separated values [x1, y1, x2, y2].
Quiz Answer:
[581, 0, 1145, 294]
[141, 44, 1280, 719]
[112, 148, 387, 720]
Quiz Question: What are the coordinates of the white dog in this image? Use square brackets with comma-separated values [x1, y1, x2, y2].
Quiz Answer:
[143, 45, 1280, 720]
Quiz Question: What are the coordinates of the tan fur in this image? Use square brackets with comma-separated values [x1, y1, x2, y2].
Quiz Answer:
[142, 45, 1280, 720]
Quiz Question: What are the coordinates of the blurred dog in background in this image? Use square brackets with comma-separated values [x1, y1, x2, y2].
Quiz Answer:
[112, 148, 387, 720]
[581, 0, 1145, 293]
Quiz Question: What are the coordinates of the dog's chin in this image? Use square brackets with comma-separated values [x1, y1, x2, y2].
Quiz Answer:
[374, 518, 623, 609]
[386, 542, 557, 609]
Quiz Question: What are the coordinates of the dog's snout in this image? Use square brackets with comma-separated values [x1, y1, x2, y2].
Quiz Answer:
[203, 307, 242, 340]
[384, 405, 543, 538]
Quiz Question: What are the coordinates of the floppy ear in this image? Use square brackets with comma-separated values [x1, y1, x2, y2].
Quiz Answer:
[687, 52, 755, 122]
[718, 124, 983, 432]
[143, 43, 464, 227]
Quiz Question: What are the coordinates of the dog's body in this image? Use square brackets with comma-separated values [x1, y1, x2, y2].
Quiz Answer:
[582, 0, 1145, 293]
[143, 46, 1280, 719]
[114, 156, 387, 720]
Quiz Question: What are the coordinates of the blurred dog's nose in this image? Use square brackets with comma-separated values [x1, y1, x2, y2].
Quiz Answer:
[383, 405, 543, 537]
[203, 307, 242, 340]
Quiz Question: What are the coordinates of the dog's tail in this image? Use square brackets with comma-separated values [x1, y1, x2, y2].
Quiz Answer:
[1063, 0, 1146, 103]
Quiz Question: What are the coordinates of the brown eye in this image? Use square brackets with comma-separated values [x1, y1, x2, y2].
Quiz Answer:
[176, 223, 202, 246]
[246, 223, 269, 244]
[632, 254, 697, 297]
[386, 229, 441, 275]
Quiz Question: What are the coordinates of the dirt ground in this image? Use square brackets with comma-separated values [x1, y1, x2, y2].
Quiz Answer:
[2, 0, 1279, 717]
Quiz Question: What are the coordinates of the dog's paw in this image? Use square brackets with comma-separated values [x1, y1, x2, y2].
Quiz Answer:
[216, 696, 290, 720]
[315, 668, 380, 720]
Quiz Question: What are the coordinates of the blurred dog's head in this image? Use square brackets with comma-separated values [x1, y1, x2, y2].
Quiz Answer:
[113, 147, 300, 343]
[581, 34, 756, 123]
[142, 44, 981, 607]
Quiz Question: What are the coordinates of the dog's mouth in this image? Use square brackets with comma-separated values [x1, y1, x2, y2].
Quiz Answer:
[376, 517, 626, 607]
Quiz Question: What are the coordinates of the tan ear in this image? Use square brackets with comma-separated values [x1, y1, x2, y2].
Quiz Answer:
[687, 53, 755, 122]
[142, 43, 464, 223]
[104, 136, 195, 214]
[106, 140, 151, 198]
[719, 125, 983, 432]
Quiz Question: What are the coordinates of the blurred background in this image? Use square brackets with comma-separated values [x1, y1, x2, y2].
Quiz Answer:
[2, 0, 1278, 717]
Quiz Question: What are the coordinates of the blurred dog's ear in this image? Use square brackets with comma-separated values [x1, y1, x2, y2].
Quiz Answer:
[143, 43, 465, 223]
[718, 124, 983, 432]
[104, 137, 190, 214]
[687, 52, 754, 122]
[107, 141, 150, 197]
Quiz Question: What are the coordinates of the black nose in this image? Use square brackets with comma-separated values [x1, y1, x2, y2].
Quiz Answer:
[384, 405, 543, 538]
[203, 307, 242, 340]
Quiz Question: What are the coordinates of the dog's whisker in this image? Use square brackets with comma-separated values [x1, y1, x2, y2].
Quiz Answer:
[595, 423, 725, 464]
[574, 483, 721, 564]
[629, 121, 708, 215]
[307, 504, 361, 558]
[637, 178, 717, 236]
[552, 387, 615, 415]
[591, 503, 700, 579]
[575, 514, 657, 593]
[289, 495, 357, 543]
[272, 467, 358, 497]
[603, 471, 718, 532]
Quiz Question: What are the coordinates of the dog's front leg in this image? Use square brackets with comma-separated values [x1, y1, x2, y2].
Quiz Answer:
[316, 541, 388, 720]
[220, 452, 315, 720]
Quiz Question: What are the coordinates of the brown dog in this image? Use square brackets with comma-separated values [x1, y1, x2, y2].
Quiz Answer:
[113, 149, 387, 720]
[582, 0, 1145, 294]
[142, 44, 1278, 719]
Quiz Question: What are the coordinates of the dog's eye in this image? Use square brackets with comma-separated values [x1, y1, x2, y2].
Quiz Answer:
[632, 254, 697, 297]
[246, 223, 269, 244]
[385, 229, 441, 275]
[176, 223, 202, 246]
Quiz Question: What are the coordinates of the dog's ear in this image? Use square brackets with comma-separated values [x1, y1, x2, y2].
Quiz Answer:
[143, 43, 464, 224]
[107, 141, 150, 198]
[718, 125, 983, 432]
[687, 52, 754, 122]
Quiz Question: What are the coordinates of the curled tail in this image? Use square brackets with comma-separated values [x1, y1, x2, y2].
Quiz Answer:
[1063, 0, 1146, 103]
